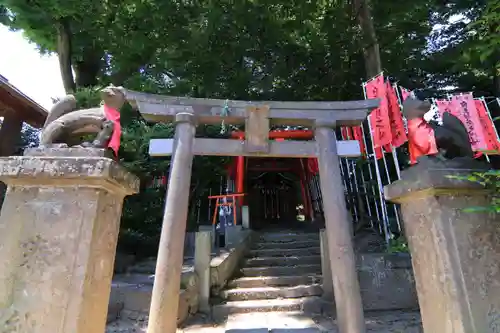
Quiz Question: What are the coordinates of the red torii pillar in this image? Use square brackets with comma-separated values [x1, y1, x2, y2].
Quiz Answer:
[235, 133, 245, 204]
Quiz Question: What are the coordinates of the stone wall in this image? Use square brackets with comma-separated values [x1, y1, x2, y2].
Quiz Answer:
[210, 229, 253, 294]
[107, 230, 254, 325]
[358, 253, 418, 311]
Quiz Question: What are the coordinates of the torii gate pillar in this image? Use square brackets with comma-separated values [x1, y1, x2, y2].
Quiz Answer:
[315, 124, 365, 333]
[147, 113, 196, 333]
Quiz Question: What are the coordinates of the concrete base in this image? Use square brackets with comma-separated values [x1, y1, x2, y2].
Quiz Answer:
[0, 148, 139, 333]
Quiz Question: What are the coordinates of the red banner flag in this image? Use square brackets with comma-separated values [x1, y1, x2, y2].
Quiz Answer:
[400, 87, 412, 102]
[365, 75, 392, 149]
[435, 99, 454, 118]
[386, 82, 408, 147]
[352, 126, 366, 158]
[446, 94, 487, 151]
[475, 99, 500, 152]
[375, 146, 384, 160]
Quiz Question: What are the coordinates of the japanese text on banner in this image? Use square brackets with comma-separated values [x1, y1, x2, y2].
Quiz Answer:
[474, 99, 500, 153]
[452, 94, 485, 150]
[451, 94, 487, 151]
[435, 97, 487, 152]
[386, 82, 408, 147]
[365, 75, 392, 148]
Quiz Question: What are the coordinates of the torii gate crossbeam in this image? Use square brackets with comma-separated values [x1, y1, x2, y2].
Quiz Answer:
[124, 89, 380, 333]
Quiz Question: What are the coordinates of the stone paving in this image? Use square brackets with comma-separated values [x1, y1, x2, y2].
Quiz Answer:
[106, 310, 423, 333]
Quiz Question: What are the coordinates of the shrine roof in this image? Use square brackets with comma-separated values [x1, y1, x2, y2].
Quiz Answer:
[0, 74, 48, 128]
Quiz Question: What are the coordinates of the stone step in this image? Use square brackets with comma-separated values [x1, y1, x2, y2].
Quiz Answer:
[244, 255, 321, 268]
[241, 264, 322, 277]
[224, 312, 321, 333]
[212, 297, 323, 321]
[257, 232, 319, 242]
[221, 284, 323, 302]
[248, 247, 321, 258]
[228, 275, 322, 289]
[252, 240, 320, 250]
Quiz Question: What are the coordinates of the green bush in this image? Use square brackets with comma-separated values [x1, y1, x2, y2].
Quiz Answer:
[449, 170, 500, 213]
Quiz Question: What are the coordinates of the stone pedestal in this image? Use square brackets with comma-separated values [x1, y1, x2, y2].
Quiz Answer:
[385, 157, 498, 333]
[195, 231, 211, 313]
[0, 148, 139, 333]
[241, 206, 250, 229]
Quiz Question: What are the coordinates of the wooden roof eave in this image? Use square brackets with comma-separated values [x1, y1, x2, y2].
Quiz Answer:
[0, 78, 48, 128]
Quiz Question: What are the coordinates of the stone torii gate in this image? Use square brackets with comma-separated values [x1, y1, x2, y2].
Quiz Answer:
[124, 90, 380, 333]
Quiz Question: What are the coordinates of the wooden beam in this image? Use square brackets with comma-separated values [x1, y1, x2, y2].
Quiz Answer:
[124, 89, 380, 127]
[149, 139, 361, 158]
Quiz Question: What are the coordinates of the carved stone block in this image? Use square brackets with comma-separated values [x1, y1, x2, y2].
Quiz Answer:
[245, 105, 270, 154]
[0, 148, 139, 333]
[385, 157, 499, 333]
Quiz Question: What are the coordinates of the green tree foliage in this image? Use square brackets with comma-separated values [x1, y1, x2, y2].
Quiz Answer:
[420, 1, 500, 96]
[2, 0, 499, 253]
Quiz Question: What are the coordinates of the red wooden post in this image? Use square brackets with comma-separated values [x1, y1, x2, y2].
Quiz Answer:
[300, 158, 314, 220]
[235, 133, 245, 206]
[299, 174, 309, 220]
[236, 157, 244, 204]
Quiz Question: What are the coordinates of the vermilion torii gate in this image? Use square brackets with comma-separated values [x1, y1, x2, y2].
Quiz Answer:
[124, 90, 380, 333]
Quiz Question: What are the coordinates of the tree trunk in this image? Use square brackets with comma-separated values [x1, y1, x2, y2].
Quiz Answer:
[74, 50, 102, 88]
[56, 18, 76, 94]
[493, 63, 500, 96]
[352, 0, 383, 230]
[353, 0, 382, 77]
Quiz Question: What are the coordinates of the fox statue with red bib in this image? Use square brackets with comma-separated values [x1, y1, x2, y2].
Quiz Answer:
[40, 85, 125, 157]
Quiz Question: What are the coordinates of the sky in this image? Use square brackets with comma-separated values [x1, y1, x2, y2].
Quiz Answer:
[0, 25, 65, 110]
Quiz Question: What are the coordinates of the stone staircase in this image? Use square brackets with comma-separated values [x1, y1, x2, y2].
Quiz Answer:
[212, 231, 325, 321]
